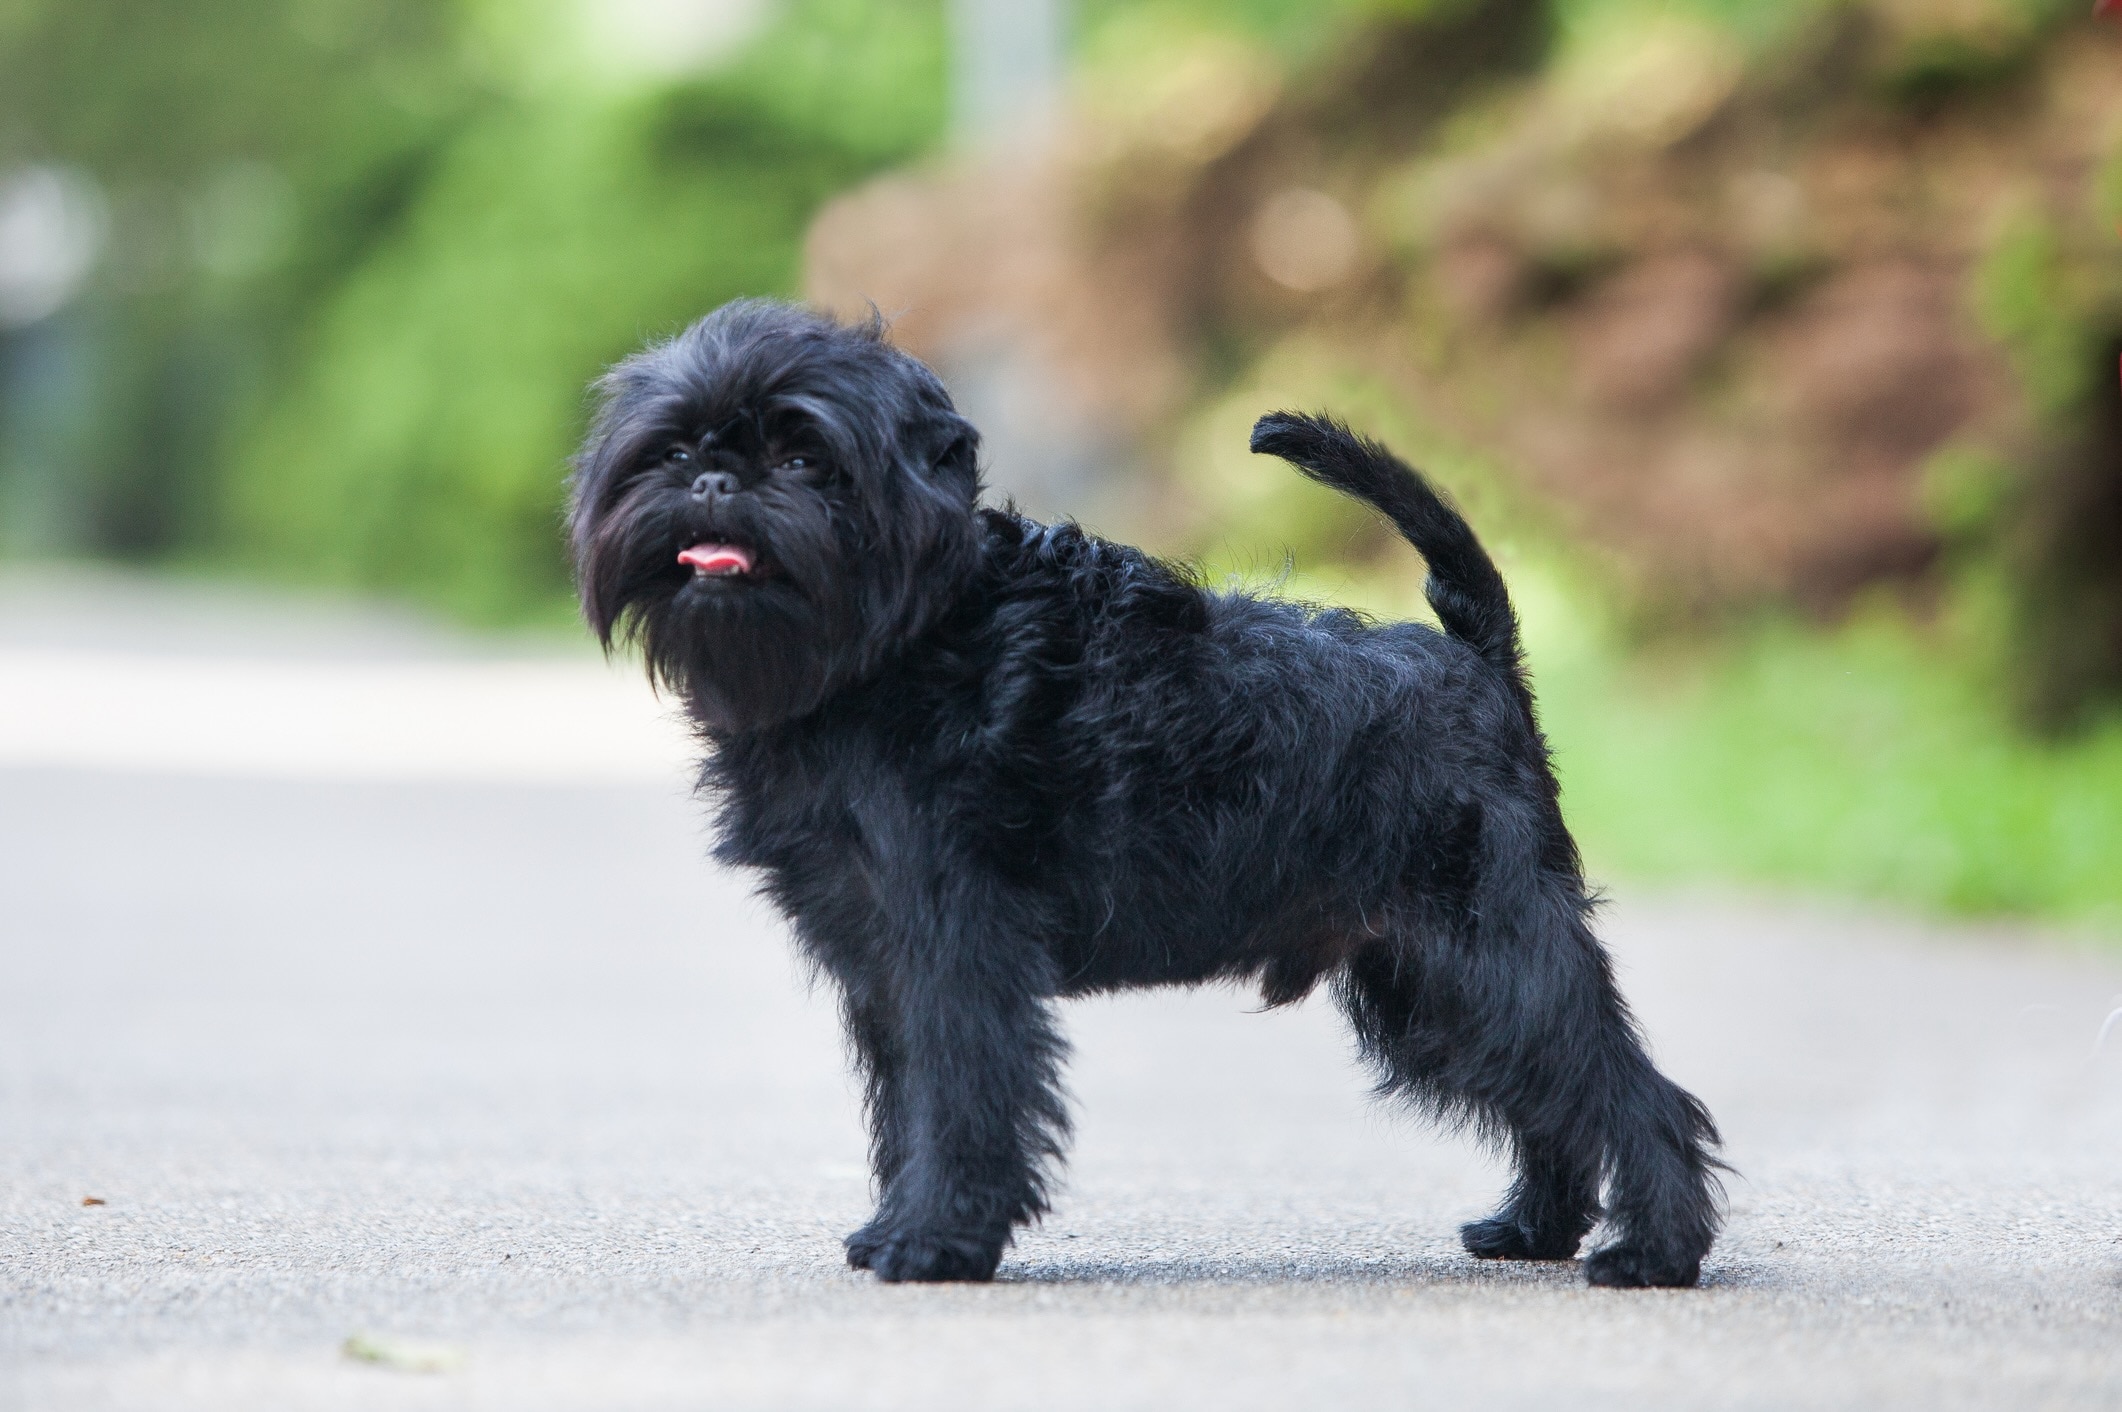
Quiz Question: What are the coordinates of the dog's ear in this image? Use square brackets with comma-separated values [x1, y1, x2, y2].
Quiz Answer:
[912, 411, 981, 499]
[933, 423, 980, 495]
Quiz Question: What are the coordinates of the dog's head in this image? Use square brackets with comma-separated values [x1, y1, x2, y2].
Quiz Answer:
[569, 300, 982, 732]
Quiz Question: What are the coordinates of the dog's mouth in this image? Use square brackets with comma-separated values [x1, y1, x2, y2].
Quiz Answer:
[678, 541, 758, 580]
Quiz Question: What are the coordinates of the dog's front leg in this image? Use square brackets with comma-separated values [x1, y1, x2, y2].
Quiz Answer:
[840, 988, 909, 1272]
[840, 873, 1069, 1283]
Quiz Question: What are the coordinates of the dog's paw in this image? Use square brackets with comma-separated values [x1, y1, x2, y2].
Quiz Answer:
[844, 1222, 887, 1271]
[1460, 1214, 1585, 1262]
[852, 1226, 1003, 1283]
[1583, 1242, 1701, 1289]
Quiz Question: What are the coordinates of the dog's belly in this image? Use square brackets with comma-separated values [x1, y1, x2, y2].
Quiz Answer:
[1051, 941, 1228, 995]
[1047, 897, 1355, 1003]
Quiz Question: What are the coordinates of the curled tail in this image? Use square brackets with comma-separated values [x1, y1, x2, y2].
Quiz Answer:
[1249, 411, 1534, 721]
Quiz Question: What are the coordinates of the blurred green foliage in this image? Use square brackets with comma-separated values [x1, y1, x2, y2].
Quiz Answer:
[0, 0, 472, 554]
[1978, 216, 2104, 424]
[224, 0, 947, 620]
[1967, 173, 2122, 726]
[0, 0, 948, 619]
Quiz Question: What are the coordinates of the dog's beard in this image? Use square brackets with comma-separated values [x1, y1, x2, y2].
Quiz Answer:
[646, 562, 864, 735]
[580, 457, 978, 734]
[579, 468, 848, 730]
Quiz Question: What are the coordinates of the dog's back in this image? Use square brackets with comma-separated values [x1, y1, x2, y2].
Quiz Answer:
[880, 501, 1553, 1009]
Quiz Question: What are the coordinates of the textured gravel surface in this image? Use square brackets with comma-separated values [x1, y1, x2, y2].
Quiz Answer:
[4, 767, 2121, 1410]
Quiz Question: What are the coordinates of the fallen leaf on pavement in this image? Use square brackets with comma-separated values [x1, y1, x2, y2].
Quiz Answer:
[341, 1334, 466, 1374]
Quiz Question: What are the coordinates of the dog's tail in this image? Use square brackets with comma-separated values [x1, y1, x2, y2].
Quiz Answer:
[1249, 411, 1533, 722]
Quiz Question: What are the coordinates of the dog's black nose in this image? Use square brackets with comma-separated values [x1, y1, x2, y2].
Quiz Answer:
[690, 470, 739, 499]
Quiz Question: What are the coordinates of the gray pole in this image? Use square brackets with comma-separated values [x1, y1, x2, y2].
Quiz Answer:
[949, 0, 1067, 148]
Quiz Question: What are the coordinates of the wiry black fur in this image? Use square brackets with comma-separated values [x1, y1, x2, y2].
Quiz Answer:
[569, 299, 1724, 1288]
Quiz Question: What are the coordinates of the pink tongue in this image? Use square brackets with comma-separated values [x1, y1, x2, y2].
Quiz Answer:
[678, 543, 754, 576]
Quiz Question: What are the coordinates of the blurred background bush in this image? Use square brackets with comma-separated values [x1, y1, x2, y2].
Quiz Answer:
[1, 0, 2117, 921]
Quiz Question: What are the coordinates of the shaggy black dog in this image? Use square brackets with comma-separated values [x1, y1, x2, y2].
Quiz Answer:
[570, 299, 1723, 1288]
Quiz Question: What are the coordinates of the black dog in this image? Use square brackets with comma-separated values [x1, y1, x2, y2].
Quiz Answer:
[570, 299, 1723, 1288]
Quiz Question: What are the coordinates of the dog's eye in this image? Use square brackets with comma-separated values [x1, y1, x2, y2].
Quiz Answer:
[663, 446, 693, 465]
[780, 457, 809, 472]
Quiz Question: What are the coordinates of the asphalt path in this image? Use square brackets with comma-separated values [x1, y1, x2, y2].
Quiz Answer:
[3, 572, 2121, 1409]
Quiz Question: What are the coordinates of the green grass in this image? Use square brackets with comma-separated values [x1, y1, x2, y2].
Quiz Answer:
[1531, 606, 2122, 928]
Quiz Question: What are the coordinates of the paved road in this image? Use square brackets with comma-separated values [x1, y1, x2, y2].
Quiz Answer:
[3, 574, 2121, 1409]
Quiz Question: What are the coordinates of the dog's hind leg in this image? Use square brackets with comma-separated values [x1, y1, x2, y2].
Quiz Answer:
[1336, 937, 1607, 1267]
[1460, 1133, 1603, 1262]
[1534, 896, 1725, 1287]
[1577, 1030, 1725, 1289]
[1335, 891, 1720, 1287]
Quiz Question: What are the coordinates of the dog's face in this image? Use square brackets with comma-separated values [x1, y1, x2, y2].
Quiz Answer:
[570, 301, 983, 732]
